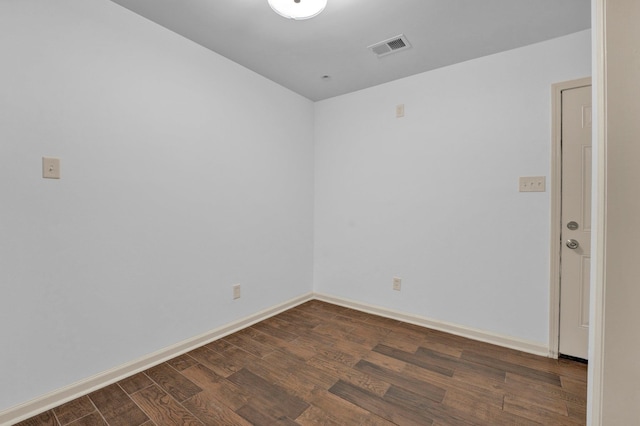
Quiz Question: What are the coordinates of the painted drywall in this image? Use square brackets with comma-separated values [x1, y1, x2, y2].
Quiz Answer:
[314, 30, 592, 345]
[0, 0, 314, 411]
[598, 0, 640, 422]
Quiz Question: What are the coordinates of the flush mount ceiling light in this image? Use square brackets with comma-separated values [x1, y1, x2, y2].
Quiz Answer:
[268, 0, 327, 20]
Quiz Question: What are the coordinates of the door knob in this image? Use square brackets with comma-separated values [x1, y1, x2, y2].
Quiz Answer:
[566, 239, 580, 249]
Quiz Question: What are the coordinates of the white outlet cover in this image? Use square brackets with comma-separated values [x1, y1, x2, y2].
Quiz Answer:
[393, 277, 402, 291]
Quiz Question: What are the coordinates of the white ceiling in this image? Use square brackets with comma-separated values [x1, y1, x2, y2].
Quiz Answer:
[109, 0, 590, 101]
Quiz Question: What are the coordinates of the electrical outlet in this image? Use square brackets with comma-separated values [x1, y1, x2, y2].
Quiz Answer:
[393, 277, 402, 291]
[396, 104, 405, 118]
[233, 284, 241, 300]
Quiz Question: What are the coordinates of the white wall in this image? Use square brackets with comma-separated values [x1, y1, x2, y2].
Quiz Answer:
[0, 0, 314, 411]
[314, 30, 592, 345]
[597, 0, 640, 422]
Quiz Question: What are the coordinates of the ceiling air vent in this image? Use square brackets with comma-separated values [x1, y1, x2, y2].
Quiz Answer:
[368, 34, 411, 57]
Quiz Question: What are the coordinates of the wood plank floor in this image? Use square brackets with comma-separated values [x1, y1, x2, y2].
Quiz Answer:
[16, 300, 587, 425]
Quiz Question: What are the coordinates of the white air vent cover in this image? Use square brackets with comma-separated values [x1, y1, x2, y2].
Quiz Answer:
[368, 34, 411, 57]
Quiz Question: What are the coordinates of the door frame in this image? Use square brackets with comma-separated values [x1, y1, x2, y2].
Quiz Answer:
[549, 76, 592, 358]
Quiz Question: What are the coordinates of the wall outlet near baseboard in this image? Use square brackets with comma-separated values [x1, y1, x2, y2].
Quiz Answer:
[393, 277, 402, 291]
[233, 284, 241, 300]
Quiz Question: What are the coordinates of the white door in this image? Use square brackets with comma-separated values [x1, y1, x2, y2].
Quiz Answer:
[559, 84, 592, 360]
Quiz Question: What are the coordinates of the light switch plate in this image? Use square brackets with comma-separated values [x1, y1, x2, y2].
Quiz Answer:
[43, 157, 61, 179]
[519, 176, 545, 192]
[396, 104, 405, 118]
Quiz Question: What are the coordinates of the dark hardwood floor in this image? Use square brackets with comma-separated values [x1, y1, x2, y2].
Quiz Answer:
[16, 300, 587, 425]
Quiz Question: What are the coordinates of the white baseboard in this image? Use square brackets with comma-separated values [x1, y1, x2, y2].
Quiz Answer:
[0, 292, 313, 426]
[1, 291, 550, 425]
[313, 292, 549, 357]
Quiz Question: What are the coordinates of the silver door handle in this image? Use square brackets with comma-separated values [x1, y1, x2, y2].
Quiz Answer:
[566, 239, 580, 249]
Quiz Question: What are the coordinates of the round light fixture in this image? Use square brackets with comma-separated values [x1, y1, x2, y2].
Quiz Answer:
[268, 0, 327, 20]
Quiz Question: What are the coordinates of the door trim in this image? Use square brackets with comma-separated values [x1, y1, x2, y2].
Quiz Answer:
[549, 77, 592, 358]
